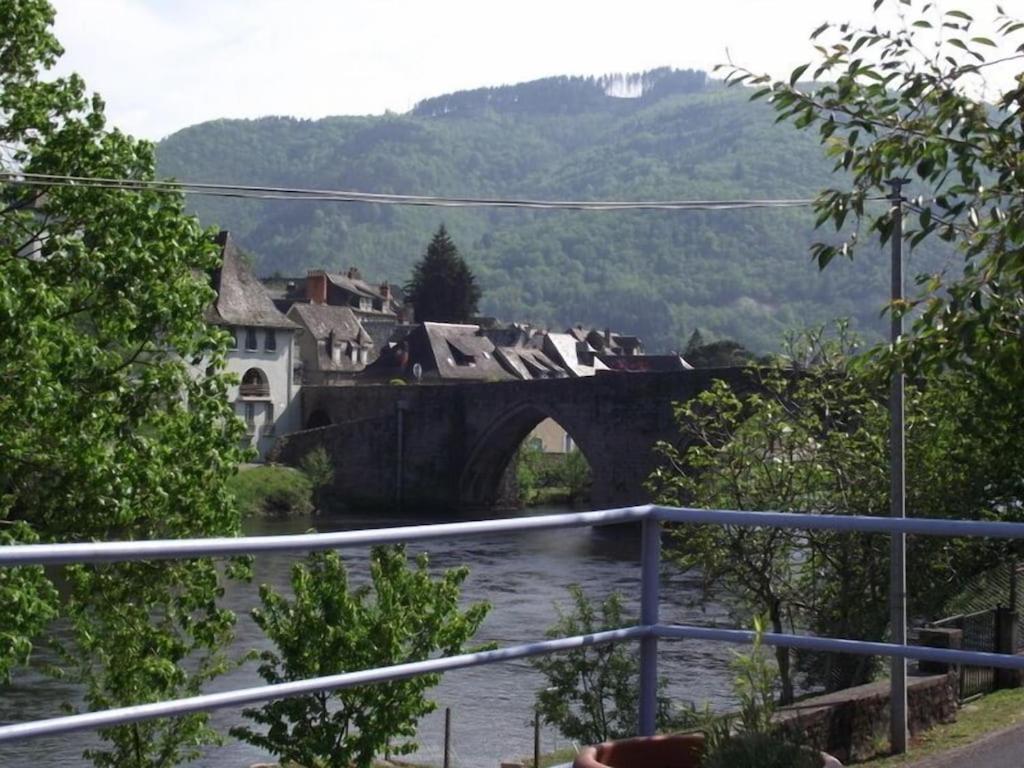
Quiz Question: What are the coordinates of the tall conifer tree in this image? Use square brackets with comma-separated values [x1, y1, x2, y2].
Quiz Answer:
[405, 225, 481, 323]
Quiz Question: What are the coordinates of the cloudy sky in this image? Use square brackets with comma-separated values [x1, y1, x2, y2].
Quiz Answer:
[48, 0, 1010, 140]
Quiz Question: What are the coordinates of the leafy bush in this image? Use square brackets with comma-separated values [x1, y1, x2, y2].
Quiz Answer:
[702, 731, 819, 768]
[232, 546, 489, 768]
[227, 465, 313, 517]
[701, 619, 819, 768]
[532, 586, 671, 744]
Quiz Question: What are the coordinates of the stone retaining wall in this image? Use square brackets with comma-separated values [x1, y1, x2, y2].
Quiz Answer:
[776, 672, 957, 763]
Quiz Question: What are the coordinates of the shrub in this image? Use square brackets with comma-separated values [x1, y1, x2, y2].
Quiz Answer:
[232, 546, 489, 768]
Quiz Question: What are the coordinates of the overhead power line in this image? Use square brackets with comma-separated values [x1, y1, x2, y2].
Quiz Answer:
[0, 171, 884, 212]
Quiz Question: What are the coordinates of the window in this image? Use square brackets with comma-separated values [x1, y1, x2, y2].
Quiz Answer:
[265, 402, 274, 424]
[244, 402, 255, 425]
[265, 328, 276, 351]
[245, 327, 258, 350]
[228, 328, 238, 349]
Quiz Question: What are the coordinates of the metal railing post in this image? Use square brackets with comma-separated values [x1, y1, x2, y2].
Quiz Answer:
[638, 515, 661, 736]
[887, 178, 909, 754]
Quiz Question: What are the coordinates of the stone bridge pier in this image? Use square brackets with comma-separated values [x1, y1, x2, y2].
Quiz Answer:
[273, 368, 749, 513]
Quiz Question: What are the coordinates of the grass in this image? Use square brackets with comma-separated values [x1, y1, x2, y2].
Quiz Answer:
[855, 687, 1024, 766]
[227, 464, 312, 517]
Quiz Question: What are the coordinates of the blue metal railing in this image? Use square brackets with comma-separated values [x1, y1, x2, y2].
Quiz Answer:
[4, 504, 1024, 746]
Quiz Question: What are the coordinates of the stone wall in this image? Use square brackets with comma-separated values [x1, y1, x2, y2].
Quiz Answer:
[274, 368, 753, 512]
[777, 672, 958, 763]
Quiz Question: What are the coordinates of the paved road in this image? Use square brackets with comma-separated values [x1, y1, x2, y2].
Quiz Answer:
[904, 722, 1024, 768]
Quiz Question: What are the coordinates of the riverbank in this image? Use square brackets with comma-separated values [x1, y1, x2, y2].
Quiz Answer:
[227, 464, 313, 517]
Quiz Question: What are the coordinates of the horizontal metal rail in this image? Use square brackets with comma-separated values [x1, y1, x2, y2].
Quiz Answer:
[5, 504, 1024, 747]
[6, 506, 1024, 567]
[0, 627, 646, 743]
[656, 625, 1024, 669]
[653, 506, 1024, 539]
[0, 506, 652, 566]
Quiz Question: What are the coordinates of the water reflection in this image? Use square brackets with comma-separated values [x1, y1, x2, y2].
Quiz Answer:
[0, 507, 736, 767]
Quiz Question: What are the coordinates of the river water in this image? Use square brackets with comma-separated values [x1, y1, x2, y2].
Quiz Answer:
[0, 507, 738, 767]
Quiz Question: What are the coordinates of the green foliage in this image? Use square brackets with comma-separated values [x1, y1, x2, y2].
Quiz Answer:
[698, 620, 818, 768]
[703, 731, 819, 768]
[232, 546, 489, 768]
[1, 3, 247, 764]
[156, 73, 954, 352]
[404, 225, 481, 323]
[532, 586, 671, 745]
[723, 0, 1024, 401]
[299, 447, 335, 512]
[515, 444, 592, 506]
[227, 465, 314, 517]
[561, 449, 592, 503]
[516, 442, 545, 505]
[650, 322, 1024, 695]
[683, 330, 759, 367]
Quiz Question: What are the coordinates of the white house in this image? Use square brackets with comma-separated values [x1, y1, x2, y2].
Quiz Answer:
[206, 231, 300, 460]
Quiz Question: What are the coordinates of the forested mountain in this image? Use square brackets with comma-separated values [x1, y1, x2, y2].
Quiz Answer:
[157, 69, 946, 352]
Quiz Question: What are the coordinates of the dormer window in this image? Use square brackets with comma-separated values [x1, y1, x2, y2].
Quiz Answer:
[447, 341, 476, 367]
[228, 328, 238, 349]
[245, 327, 258, 350]
[265, 329, 276, 351]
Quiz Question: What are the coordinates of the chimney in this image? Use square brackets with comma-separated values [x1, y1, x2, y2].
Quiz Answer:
[399, 302, 415, 324]
[604, 327, 612, 348]
[380, 281, 391, 300]
[307, 271, 328, 304]
[347, 267, 362, 280]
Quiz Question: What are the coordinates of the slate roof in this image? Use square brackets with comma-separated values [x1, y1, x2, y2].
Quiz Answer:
[207, 232, 297, 329]
[287, 303, 372, 373]
[543, 333, 609, 377]
[598, 353, 694, 372]
[494, 345, 565, 380]
[423, 323, 513, 381]
[288, 303, 368, 344]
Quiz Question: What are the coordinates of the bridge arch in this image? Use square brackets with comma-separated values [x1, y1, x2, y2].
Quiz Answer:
[459, 401, 596, 509]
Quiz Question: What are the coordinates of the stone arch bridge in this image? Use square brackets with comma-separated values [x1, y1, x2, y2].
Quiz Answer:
[273, 368, 749, 512]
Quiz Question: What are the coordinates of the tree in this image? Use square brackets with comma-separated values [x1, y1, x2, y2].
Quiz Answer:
[649, 324, 1024, 696]
[532, 586, 672, 744]
[722, 0, 1024, 386]
[2, 2, 246, 765]
[232, 546, 489, 768]
[405, 225, 482, 323]
[300, 446, 335, 512]
[647, 337, 890, 701]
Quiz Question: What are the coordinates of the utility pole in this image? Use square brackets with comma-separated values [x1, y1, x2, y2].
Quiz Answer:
[887, 178, 909, 754]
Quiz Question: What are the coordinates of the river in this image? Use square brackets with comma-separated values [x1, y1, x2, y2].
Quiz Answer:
[0, 506, 738, 767]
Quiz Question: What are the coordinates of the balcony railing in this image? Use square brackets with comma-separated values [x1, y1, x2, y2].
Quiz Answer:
[4, 505, 1024, 746]
[239, 382, 270, 398]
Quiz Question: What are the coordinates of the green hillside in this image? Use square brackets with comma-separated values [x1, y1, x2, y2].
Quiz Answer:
[157, 69, 945, 352]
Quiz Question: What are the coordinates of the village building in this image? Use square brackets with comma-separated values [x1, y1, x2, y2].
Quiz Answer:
[598, 353, 693, 372]
[206, 232, 300, 460]
[541, 332, 610, 377]
[365, 322, 513, 382]
[568, 325, 645, 356]
[263, 268, 408, 374]
[286, 303, 373, 385]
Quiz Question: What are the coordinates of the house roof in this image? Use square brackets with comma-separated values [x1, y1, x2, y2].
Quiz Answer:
[598, 353, 694, 372]
[207, 232, 297, 330]
[543, 333, 609, 377]
[494, 345, 565, 380]
[326, 272, 403, 310]
[423, 322, 512, 381]
[287, 303, 368, 344]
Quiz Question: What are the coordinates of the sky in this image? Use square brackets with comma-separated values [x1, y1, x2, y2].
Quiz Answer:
[48, 0, 1013, 141]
